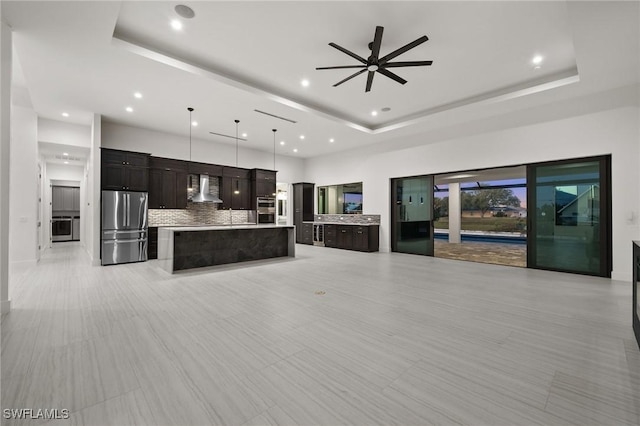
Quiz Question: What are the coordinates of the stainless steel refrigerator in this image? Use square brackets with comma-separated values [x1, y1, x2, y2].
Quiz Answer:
[101, 190, 148, 265]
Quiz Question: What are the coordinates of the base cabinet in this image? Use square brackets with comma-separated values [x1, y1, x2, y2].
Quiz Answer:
[324, 224, 379, 252]
[148, 227, 158, 260]
[300, 223, 313, 245]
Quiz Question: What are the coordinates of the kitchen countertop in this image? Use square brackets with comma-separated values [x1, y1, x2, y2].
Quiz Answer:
[159, 224, 293, 232]
[307, 221, 380, 226]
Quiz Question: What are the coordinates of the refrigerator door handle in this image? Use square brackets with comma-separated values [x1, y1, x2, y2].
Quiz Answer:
[103, 238, 147, 244]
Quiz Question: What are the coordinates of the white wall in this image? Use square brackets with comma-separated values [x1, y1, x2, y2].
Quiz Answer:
[305, 106, 640, 281]
[9, 105, 38, 270]
[38, 117, 91, 147]
[101, 121, 306, 185]
[86, 114, 101, 265]
[0, 20, 12, 314]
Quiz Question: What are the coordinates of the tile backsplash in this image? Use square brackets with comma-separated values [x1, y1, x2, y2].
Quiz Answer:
[149, 175, 256, 226]
[314, 214, 380, 224]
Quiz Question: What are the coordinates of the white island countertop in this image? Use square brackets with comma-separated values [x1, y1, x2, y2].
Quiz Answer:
[159, 224, 294, 232]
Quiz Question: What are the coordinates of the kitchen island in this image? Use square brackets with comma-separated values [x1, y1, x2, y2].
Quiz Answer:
[158, 224, 295, 273]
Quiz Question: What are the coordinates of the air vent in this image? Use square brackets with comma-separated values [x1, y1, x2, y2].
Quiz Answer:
[253, 109, 297, 124]
[209, 131, 248, 141]
[54, 154, 83, 161]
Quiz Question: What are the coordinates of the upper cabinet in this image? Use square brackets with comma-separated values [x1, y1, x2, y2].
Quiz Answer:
[188, 161, 222, 177]
[221, 167, 251, 210]
[252, 169, 277, 200]
[148, 157, 188, 209]
[101, 148, 150, 191]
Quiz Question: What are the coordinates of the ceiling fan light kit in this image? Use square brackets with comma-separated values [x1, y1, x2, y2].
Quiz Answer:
[316, 26, 433, 92]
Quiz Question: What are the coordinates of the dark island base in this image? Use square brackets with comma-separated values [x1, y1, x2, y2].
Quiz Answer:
[173, 227, 290, 271]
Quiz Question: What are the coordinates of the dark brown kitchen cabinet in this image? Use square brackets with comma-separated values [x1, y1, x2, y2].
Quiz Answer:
[336, 225, 354, 250]
[252, 169, 277, 200]
[324, 224, 337, 248]
[101, 148, 149, 191]
[293, 182, 314, 244]
[325, 224, 379, 252]
[221, 167, 251, 210]
[149, 157, 188, 209]
[300, 222, 313, 245]
[148, 227, 158, 260]
[189, 161, 222, 176]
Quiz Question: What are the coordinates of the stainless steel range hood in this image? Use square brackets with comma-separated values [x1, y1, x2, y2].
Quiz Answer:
[191, 174, 222, 203]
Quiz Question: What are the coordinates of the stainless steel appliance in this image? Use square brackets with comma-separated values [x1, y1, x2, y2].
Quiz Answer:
[72, 216, 81, 241]
[52, 216, 73, 242]
[101, 190, 148, 265]
[313, 223, 325, 246]
[257, 197, 275, 224]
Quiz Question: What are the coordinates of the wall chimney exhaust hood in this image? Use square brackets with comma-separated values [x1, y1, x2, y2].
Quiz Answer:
[191, 174, 222, 203]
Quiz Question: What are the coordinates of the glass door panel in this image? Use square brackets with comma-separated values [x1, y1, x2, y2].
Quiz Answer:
[391, 175, 434, 256]
[527, 156, 611, 276]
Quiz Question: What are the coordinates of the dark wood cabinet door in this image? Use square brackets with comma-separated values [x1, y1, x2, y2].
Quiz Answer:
[126, 166, 149, 191]
[353, 227, 369, 251]
[230, 178, 251, 210]
[102, 149, 127, 165]
[162, 170, 177, 208]
[126, 152, 150, 167]
[175, 172, 188, 209]
[324, 224, 337, 247]
[148, 169, 163, 208]
[337, 226, 353, 249]
[101, 164, 127, 190]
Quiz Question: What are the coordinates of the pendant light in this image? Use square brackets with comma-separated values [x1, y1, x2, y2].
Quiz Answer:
[234, 119, 240, 194]
[187, 107, 194, 191]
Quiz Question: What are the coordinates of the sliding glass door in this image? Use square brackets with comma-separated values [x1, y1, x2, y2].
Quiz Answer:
[527, 156, 611, 277]
[391, 175, 434, 256]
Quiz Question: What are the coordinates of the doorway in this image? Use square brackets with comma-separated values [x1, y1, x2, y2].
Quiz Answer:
[527, 156, 611, 277]
[276, 183, 288, 225]
[391, 175, 434, 255]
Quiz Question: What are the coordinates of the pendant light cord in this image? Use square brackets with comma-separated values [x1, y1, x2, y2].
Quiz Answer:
[187, 107, 194, 162]
[235, 120, 240, 167]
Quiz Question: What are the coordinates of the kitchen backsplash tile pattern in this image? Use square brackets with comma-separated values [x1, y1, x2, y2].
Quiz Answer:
[149, 177, 256, 226]
[314, 214, 380, 224]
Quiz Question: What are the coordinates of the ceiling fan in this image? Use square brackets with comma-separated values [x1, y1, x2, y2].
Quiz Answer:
[316, 26, 433, 93]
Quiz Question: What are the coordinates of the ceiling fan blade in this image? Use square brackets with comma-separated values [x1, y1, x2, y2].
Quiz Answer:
[316, 65, 367, 70]
[377, 68, 407, 85]
[384, 60, 433, 68]
[379, 35, 429, 64]
[329, 42, 367, 64]
[333, 69, 367, 87]
[365, 71, 375, 92]
[370, 26, 384, 59]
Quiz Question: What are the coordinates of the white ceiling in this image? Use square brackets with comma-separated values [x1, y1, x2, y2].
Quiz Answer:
[2, 1, 639, 159]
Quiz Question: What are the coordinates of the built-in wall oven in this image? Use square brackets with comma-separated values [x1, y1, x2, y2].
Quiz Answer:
[257, 197, 276, 224]
[52, 216, 73, 242]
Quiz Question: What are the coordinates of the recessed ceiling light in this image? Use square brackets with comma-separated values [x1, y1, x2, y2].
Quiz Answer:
[61, 112, 69, 117]
[192, 121, 198, 127]
[134, 92, 142, 99]
[293, 148, 298, 153]
[280, 141, 285, 145]
[329, 138, 334, 143]
[242, 133, 247, 138]
[299, 135, 305, 140]
[63, 161, 69, 164]
[125, 106, 133, 112]
[532, 55, 543, 65]
[301, 79, 310, 87]
[63, 152, 68, 156]
[371, 110, 378, 116]
[171, 19, 183, 31]
[174, 4, 195, 19]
